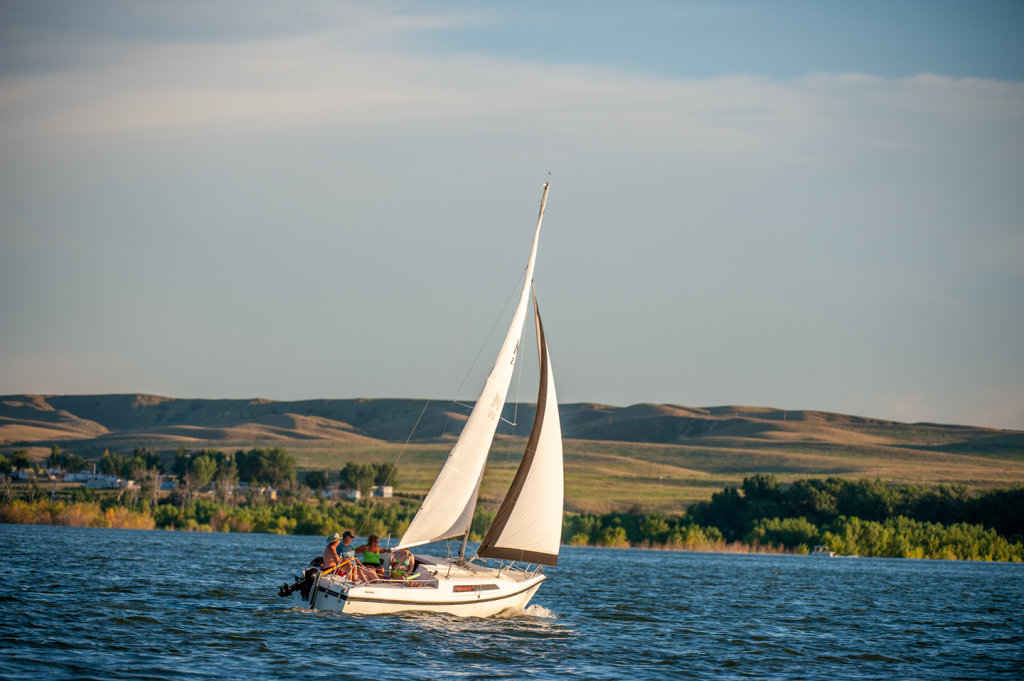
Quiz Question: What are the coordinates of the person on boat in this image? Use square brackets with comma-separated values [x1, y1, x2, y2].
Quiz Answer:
[354, 534, 390, 577]
[389, 547, 421, 586]
[323, 533, 344, 571]
[337, 531, 356, 561]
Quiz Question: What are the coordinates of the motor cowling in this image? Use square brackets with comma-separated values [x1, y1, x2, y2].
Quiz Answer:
[277, 563, 320, 598]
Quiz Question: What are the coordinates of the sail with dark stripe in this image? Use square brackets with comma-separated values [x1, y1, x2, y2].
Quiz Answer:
[477, 291, 564, 566]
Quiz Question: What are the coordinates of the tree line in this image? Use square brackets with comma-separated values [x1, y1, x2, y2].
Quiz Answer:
[305, 462, 400, 498]
[685, 474, 1024, 543]
[0, 446, 88, 476]
[555, 475, 1024, 561]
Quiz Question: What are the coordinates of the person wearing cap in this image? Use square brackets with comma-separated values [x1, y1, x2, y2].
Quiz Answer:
[323, 533, 344, 570]
[338, 531, 356, 561]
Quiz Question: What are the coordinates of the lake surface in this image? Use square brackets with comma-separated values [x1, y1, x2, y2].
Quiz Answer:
[1, 524, 1022, 680]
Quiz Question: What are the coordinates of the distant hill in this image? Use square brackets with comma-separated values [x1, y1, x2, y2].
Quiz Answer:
[3, 393, 1020, 450]
[4, 393, 1023, 512]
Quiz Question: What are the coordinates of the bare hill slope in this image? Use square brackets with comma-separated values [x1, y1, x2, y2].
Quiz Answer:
[4, 394, 1023, 512]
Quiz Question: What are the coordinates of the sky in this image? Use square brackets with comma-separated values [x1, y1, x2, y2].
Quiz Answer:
[0, 0, 1022, 430]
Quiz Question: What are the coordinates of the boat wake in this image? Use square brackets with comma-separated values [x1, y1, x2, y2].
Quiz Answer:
[497, 604, 557, 619]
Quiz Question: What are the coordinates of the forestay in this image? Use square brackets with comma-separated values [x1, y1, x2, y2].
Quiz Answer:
[476, 292, 564, 566]
[397, 184, 551, 550]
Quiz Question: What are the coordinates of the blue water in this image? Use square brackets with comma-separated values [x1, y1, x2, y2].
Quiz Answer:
[1, 524, 1022, 680]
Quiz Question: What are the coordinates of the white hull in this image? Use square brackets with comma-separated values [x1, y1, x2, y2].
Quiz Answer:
[294, 557, 545, 617]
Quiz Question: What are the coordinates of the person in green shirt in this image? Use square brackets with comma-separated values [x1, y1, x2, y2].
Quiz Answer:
[354, 534, 390, 578]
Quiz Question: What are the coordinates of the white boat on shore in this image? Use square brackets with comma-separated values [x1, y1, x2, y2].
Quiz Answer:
[809, 545, 835, 557]
[279, 183, 563, 617]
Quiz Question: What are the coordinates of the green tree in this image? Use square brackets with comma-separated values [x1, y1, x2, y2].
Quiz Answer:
[48, 445, 62, 471]
[0, 454, 11, 476]
[262, 447, 296, 488]
[306, 471, 329, 490]
[339, 462, 377, 497]
[99, 450, 126, 476]
[61, 453, 87, 474]
[133, 446, 164, 472]
[339, 462, 361, 489]
[214, 460, 239, 504]
[190, 454, 218, 488]
[639, 513, 671, 544]
[12, 451, 32, 472]
[235, 448, 264, 483]
[173, 446, 191, 479]
[374, 462, 399, 487]
[599, 526, 629, 548]
[744, 517, 820, 548]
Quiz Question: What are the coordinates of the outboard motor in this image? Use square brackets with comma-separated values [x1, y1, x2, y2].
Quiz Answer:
[277, 557, 325, 599]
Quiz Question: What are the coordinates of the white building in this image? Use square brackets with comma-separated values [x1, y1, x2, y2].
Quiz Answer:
[84, 475, 125, 489]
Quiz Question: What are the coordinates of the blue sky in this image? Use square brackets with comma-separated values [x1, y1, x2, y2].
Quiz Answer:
[0, 1, 1022, 430]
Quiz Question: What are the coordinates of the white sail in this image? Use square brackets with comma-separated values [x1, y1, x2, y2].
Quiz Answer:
[476, 292, 563, 565]
[397, 183, 550, 549]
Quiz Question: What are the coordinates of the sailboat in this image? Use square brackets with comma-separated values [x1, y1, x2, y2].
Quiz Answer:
[279, 183, 563, 616]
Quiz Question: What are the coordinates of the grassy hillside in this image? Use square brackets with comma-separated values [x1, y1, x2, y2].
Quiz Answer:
[3, 394, 1023, 514]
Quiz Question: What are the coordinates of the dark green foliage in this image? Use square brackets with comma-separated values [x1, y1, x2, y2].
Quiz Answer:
[173, 446, 190, 478]
[61, 453, 87, 474]
[148, 497, 419, 536]
[744, 517, 819, 548]
[741, 514, 1024, 560]
[48, 445, 62, 469]
[98, 450, 122, 475]
[0, 454, 11, 475]
[261, 447, 296, 487]
[190, 454, 218, 487]
[471, 507, 495, 539]
[67, 486, 99, 503]
[306, 471, 329, 490]
[132, 446, 164, 473]
[232, 447, 295, 487]
[99, 449, 162, 479]
[560, 510, 722, 546]
[339, 462, 376, 499]
[337, 462, 398, 497]
[818, 515, 1022, 560]
[374, 462, 398, 487]
[12, 451, 31, 471]
[687, 475, 1024, 542]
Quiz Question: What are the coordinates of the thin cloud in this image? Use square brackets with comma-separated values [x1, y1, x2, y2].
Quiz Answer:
[2, 31, 1022, 168]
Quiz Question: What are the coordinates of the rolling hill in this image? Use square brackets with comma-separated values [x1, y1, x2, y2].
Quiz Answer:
[3, 393, 1023, 513]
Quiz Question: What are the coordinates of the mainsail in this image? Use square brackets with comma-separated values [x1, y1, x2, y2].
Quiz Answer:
[397, 183, 551, 550]
[476, 291, 564, 566]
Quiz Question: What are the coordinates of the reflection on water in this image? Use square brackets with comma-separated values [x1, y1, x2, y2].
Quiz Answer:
[1, 523, 1022, 680]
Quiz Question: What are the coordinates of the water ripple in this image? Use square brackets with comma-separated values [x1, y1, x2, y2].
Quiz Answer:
[2, 524, 1023, 679]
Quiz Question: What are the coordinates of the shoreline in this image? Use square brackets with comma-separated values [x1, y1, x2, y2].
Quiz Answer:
[3, 499, 1020, 562]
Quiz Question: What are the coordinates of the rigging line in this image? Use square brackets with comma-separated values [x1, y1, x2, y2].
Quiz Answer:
[505, 293, 529, 463]
[451, 267, 527, 403]
[450, 401, 515, 424]
[357, 186, 542, 536]
[438, 268, 526, 440]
